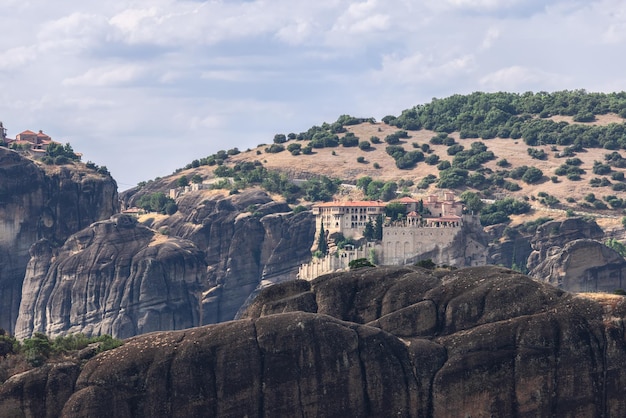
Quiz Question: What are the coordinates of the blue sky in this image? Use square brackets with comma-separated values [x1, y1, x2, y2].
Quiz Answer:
[1, 0, 626, 190]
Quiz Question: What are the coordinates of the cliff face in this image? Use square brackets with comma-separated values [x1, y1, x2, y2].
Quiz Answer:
[3, 266, 626, 417]
[527, 217, 605, 272]
[530, 239, 626, 292]
[524, 217, 626, 291]
[0, 148, 118, 333]
[135, 189, 316, 324]
[15, 215, 206, 340]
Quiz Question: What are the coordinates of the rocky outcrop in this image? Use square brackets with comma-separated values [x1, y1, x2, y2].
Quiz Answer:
[0, 148, 118, 333]
[527, 217, 605, 272]
[15, 214, 206, 339]
[4, 265, 626, 417]
[530, 239, 626, 292]
[0, 361, 81, 418]
[131, 188, 316, 324]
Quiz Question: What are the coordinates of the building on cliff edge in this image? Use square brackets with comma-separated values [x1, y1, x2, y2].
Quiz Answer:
[298, 192, 486, 280]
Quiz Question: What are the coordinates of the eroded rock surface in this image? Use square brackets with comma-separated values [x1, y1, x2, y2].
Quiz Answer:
[0, 148, 118, 333]
[3, 265, 626, 417]
[530, 238, 626, 292]
[15, 214, 206, 339]
[526, 217, 605, 272]
[129, 188, 316, 324]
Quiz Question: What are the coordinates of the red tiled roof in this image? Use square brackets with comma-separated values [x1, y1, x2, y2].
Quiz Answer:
[314, 200, 387, 208]
[407, 211, 419, 217]
[19, 130, 36, 135]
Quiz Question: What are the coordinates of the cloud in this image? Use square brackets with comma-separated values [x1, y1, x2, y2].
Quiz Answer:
[38, 12, 110, 53]
[62, 64, 145, 87]
[479, 66, 569, 90]
[481, 27, 500, 50]
[0, 45, 38, 71]
[371, 52, 476, 85]
[275, 19, 314, 45]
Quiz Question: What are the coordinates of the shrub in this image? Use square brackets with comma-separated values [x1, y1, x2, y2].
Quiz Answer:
[356, 156, 366, 163]
[358, 141, 371, 151]
[447, 144, 464, 156]
[521, 167, 543, 184]
[273, 134, 287, 144]
[593, 161, 612, 175]
[265, 144, 285, 153]
[496, 159, 509, 167]
[349, 258, 375, 270]
[292, 205, 307, 214]
[527, 147, 547, 160]
[424, 154, 440, 165]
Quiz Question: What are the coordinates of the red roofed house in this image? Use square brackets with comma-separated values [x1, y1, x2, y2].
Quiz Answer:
[7, 129, 56, 156]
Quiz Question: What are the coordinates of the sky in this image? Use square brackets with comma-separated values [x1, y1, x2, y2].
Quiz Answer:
[2, 0, 626, 190]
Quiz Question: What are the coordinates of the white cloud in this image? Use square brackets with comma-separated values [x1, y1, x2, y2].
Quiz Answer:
[479, 66, 568, 90]
[38, 12, 109, 52]
[371, 52, 475, 85]
[481, 27, 500, 49]
[1, 0, 626, 190]
[62, 65, 145, 87]
[332, 0, 390, 34]
[0, 46, 38, 71]
[275, 19, 314, 45]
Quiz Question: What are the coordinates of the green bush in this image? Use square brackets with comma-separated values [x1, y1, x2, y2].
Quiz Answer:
[348, 258, 375, 270]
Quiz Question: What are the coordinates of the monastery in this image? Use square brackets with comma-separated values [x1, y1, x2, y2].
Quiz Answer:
[0, 122, 57, 158]
[299, 192, 486, 280]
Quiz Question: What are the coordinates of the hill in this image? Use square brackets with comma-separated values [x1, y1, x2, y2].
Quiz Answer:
[127, 91, 626, 235]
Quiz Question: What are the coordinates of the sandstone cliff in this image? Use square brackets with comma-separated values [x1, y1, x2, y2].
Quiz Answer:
[128, 188, 316, 324]
[530, 239, 626, 292]
[3, 265, 626, 417]
[527, 217, 605, 272]
[14, 214, 206, 340]
[0, 148, 118, 333]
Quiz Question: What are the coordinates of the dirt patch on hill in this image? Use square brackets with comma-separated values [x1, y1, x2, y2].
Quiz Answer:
[229, 117, 626, 216]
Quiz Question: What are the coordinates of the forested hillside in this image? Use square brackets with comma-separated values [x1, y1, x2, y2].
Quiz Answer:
[127, 90, 626, 234]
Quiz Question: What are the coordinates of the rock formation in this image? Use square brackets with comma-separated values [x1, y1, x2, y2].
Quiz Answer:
[3, 265, 626, 417]
[526, 217, 605, 272]
[530, 239, 626, 292]
[0, 148, 118, 333]
[128, 188, 316, 324]
[524, 217, 626, 292]
[15, 214, 206, 339]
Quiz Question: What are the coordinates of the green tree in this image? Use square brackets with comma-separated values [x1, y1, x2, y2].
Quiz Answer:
[521, 167, 544, 184]
[374, 214, 383, 240]
[460, 191, 484, 213]
[357, 176, 373, 192]
[363, 219, 375, 240]
[380, 182, 398, 201]
[177, 175, 189, 187]
[606, 238, 626, 258]
[317, 222, 328, 256]
[385, 202, 407, 220]
[349, 258, 375, 270]
[22, 332, 52, 367]
[273, 134, 287, 144]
